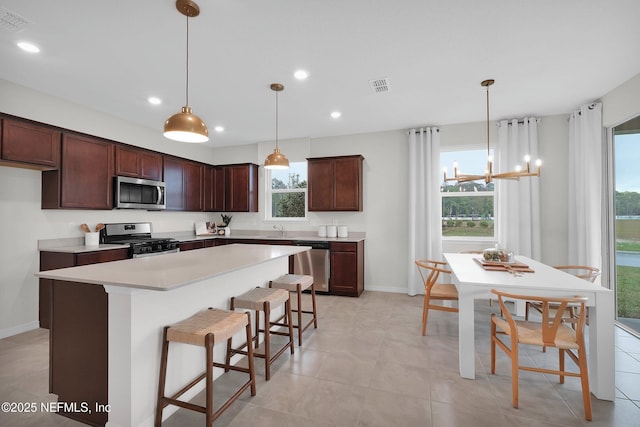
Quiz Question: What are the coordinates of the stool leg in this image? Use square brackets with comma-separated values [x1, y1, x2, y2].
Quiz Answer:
[310, 282, 318, 329]
[155, 327, 170, 427]
[296, 284, 303, 345]
[263, 301, 272, 380]
[244, 313, 257, 396]
[225, 298, 235, 372]
[205, 333, 215, 426]
[285, 297, 295, 355]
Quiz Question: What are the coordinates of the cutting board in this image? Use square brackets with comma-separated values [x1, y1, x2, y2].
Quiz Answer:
[473, 257, 535, 273]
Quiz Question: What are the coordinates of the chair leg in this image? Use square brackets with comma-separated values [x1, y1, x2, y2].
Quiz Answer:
[263, 302, 271, 380]
[559, 349, 565, 384]
[511, 335, 519, 409]
[285, 298, 295, 355]
[421, 292, 430, 336]
[225, 298, 236, 373]
[155, 327, 170, 427]
[577, 348, 592, 421]
[490, 319, 496, 374]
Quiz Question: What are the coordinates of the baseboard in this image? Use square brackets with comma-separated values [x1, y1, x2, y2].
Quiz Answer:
[364, 285, 408, 294]
[0, 321, 40, 339]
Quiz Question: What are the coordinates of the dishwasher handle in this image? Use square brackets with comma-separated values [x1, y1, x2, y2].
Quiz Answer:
[293, 240, 330, 250]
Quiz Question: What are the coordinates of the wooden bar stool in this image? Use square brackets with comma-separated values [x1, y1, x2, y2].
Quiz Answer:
[269, 274, 318, 345]
[226, 287, 294, 380]
[155, 308, 256, 426]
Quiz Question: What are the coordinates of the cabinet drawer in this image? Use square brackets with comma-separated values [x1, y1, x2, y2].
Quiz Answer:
[329, 242, 357, 252]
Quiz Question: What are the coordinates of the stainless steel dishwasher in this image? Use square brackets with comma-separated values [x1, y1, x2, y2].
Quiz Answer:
[293, 241, 330, 293]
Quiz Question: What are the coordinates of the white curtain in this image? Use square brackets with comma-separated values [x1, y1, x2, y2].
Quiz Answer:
[407, 127, 442, 295]
[568, 103, 603, 269]
[495, 118, 541, 259]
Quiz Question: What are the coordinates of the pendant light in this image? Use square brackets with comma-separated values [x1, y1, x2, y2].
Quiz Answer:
[264, 83, 290, 169]
[443, 79, 541, 183]
[163, 0, 209, 143]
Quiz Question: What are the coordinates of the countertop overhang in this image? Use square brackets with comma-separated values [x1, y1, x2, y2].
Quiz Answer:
[36, 244, 309, 291]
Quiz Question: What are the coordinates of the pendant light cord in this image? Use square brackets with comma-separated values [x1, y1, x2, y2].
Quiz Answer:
[486, 83, 490, 158]
[275, 89, 279, 149]
[185, 13, 190, 106]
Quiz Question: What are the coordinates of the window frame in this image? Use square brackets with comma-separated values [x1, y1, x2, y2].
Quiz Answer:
[264, 162, 308, 222]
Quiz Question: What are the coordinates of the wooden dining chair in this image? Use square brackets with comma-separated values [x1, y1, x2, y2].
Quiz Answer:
[490, 289, 592, 421]
[525, 265, 599, 349]
[415, 259, 458, 336]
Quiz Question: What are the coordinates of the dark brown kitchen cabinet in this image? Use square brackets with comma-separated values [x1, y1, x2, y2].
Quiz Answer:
[329, 241, 364, 297]
[41, 133, 114, 209]
[308, 155, 363, 211]
[115, 145, 163, 181]
[1, 118, 61, 169]
[164, 156, 203, 211]
[39, 248, 129, 329]
[224, 163, 258, 212]
[178, 240, 206, 251]
[204, 165, 225, 212]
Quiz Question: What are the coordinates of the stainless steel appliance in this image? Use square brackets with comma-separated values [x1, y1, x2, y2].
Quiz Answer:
[99, 222, 179, 258]
[293, 241, 330, 293]
[114, 176, 166, 210]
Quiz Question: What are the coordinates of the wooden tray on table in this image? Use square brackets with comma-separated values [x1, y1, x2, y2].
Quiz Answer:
[473, 257, 535, 273]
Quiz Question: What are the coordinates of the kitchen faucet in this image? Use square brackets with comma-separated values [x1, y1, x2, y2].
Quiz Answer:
[273, 224, 285, 236]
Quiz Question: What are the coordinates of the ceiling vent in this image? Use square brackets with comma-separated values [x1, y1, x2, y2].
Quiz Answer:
[369, 77, 390, 93]
[0, 8, 30, 33]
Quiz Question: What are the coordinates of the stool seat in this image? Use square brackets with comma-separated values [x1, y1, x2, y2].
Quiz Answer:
[166, 308, 248, 346]
[232, 287, 290, 311]
[227, 287, 295, 380]
[155, 308, 255, 426]
[269, 274, 314, 292]
[269, 274, 318, 346]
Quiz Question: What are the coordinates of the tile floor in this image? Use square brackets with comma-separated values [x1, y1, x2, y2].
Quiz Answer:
[1, 291, 640, 426]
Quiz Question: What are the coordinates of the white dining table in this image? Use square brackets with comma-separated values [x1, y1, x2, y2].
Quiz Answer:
[443, 252, 615, 401]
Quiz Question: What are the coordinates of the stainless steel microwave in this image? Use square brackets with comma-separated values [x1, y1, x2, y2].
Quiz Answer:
[114, 176, 166, 210]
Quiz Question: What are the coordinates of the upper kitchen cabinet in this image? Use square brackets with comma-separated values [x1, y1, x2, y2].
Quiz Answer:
[1, 118, 61, 169]
[308, 155, 364, 211]
[164, 156, 203, 211]
[224, 163, 258, 212]
[115, 145, 163, 181]
[42, 133, 114, 209]
[203, 165, 225, 212]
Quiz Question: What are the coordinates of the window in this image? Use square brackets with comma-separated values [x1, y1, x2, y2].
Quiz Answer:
[441, 150, 495, 238]
[265, 162, 308, 220]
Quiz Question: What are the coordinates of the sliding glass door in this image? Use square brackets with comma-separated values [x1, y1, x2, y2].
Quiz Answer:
[613, 116, 640, 335]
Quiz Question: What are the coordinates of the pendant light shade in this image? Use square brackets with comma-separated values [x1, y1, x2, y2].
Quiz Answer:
[163, 0, 209, 143]
[264, 83, 289, 169]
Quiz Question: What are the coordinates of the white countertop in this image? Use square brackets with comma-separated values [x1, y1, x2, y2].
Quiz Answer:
[36, 244, 309, 291]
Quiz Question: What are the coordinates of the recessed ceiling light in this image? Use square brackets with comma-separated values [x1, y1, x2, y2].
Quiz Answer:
[330, 111, 342, 119]
[294, 70, 309, 80]
[148, 97, 162, 105]
[214, 126, 224, 132]
[17, 41, 40, 53]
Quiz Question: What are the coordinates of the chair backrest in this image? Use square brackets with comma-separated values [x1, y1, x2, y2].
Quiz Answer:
[415, 259, 451, 292]
[491, 289, 588, 347]
[553, 265, 600, 283]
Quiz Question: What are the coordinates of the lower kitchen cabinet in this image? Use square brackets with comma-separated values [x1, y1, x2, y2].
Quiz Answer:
[179, 240, 206, 251]
[39, 249, 129, 329]
[329, 241, 364, 297]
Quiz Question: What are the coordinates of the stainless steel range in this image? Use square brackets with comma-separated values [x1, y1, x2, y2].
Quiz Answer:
[99, 222, 179, 258]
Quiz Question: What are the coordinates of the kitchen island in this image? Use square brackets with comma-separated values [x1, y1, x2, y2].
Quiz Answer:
[36, 243, 308, 427]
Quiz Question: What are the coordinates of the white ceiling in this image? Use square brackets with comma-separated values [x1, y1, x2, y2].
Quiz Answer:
[1, 0, 640, 148]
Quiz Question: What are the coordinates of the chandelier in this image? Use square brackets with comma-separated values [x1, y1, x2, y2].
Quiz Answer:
[443, 79, 541, 184]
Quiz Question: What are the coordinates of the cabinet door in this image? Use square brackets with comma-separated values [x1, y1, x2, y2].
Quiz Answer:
[1, 119, 61, 168]
[308, 158, 334, 211]
[204, 165, 224, 212]
[224, 164, 258, 212]
[60, 134, 114, 209]
[164, 157, 203, 211]
[115, 145, 139, 177]
[184, 161, 203, 211]
[329, 241, 364, 297]
[179, 240, 206, 251]
[140, 151, 163, 180]
[164, 157, 185, 210]
[334, 156, 363, 211]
